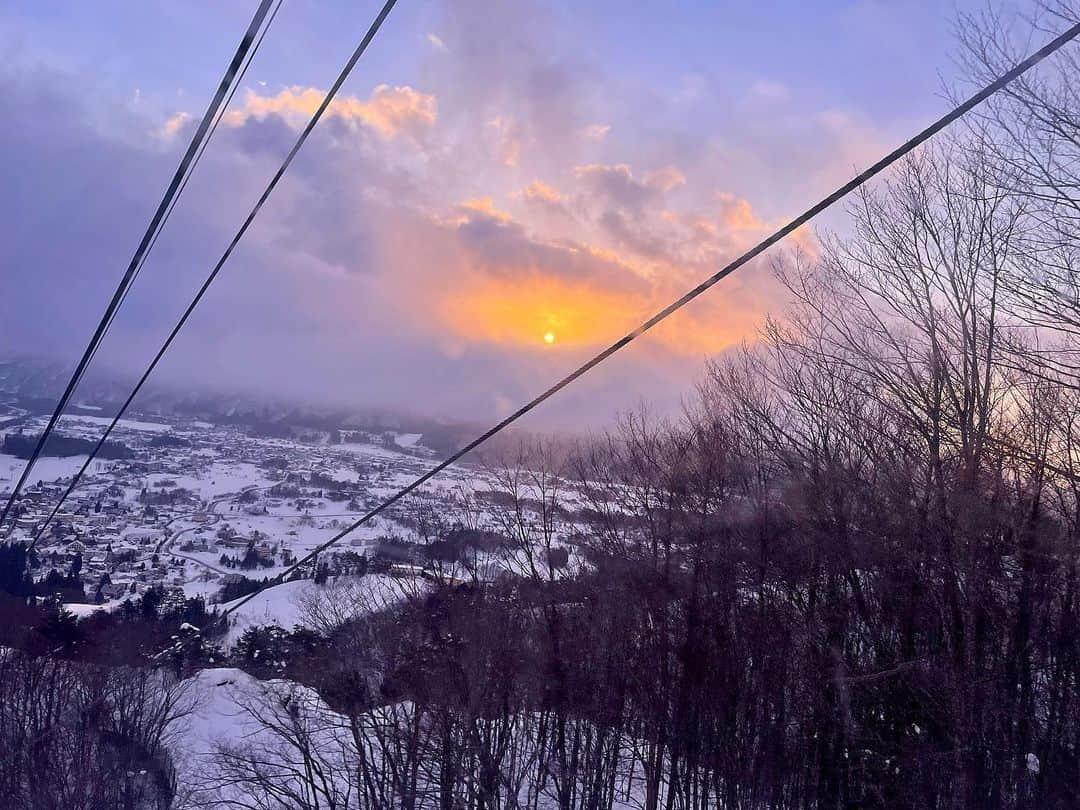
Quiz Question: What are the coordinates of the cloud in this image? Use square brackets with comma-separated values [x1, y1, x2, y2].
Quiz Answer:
[582, 123, 610, 141]
[439, 273, 645, 349]
[486, 115, 523, 167]
[426, 33, 449, 53]
[572, 163, 685, 211]
[520, 180, 561, 205]
[644, 166, 686, 193]
[160, 111, 191, 139]
[452, 206, 643, 289]
[568, 164, 696, 263]
[1, 0, 886, 427]
[573, 163, 661, 212]
[749, 79, 790, 103]
[0, 54, 796, 428]
[223, 84, 437, 140]
[400, 193, 777, 360]
[516, 180, 573, 222]
[715, 191, 765, 232]
[456, 197, 514, 223]
[419, 204, 652, 349]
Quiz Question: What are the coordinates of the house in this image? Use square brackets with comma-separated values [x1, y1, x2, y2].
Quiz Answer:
[101, 583, 129, 600]
[122, 527, 160, 545]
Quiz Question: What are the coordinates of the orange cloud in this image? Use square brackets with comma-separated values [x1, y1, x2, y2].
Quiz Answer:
[715, 193, 820, 259]
[667, 192, 820, 261]
[371, 166, 796, 362]
[645, 166, 686, 193]
[438, 268, 765, 357]
[520, 180, 562, 205]
[457, 197, 513, 222]
[160, 111, 191, 139]
[487, 116, 523, 167]
[716, 192, 764, 232]
[224, 84, 436, 139]
[440, 273, 647, 349]
[429, 209, 768, 355]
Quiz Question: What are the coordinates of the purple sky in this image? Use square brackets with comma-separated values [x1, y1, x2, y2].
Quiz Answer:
[0, 0, 1048, 427]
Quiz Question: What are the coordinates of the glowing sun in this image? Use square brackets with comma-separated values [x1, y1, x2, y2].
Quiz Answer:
[543, 331, 556, 345]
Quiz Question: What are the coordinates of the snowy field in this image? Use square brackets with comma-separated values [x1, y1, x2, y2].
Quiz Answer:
[0, 453, 116, 491]
[218, 574, 417, 647]
[146, 461, 280, 501]
[219, 579, 313, 644]
[55, 414, 171, 434]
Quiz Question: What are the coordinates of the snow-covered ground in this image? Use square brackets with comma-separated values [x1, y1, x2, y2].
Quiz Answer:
[171, 667, 356, 809]
[56, 414, 171, 434]
[6, 408, 585, 649]
[63, 597, 133, 617]
[394, 432, 422, 448]
[218, 574, 416, 647]
[146, 461, 279, 501]
[219, 579, 313, 644]
[0, 406, 620, 807]
[0, 453, 115, 490]
[170, 666, 656, 810]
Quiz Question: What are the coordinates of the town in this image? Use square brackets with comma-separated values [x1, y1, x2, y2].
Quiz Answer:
[0, 400, 575, 633]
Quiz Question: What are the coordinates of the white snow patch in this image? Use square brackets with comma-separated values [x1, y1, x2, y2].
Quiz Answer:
[171, 668, 354, 807]
[64, 598, 131, 617]
[218, 575, 416, 647]
[1026, 752, 1040, 774]
[220, 579, 312, 646]
[59, 414, 171, 433]
[394, 432, 422, 448]
[0, 454, 114, 489]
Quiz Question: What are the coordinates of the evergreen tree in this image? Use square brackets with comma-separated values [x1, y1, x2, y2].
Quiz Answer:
[0, 542, 33, 597]
[67, 552, 82, 582]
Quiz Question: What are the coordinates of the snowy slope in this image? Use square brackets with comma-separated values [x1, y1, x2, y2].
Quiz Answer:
[171, 667, 355, 809]
[219, 574, 416, 647]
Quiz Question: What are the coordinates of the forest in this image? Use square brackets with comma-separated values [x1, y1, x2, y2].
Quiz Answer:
[2, 432, 134, 460]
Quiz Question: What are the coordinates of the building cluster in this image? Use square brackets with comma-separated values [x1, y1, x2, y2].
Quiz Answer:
[1, 414, 490, 609]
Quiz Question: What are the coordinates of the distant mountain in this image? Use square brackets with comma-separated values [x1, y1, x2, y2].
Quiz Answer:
[0, 356, 494, 459]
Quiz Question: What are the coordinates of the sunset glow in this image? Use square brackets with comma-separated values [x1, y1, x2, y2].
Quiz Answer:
[438, 275, 644, 349]
[0, 0, 982, 426]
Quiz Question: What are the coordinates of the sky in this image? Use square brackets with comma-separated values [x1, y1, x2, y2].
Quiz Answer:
[0, 0, 1048, 428]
